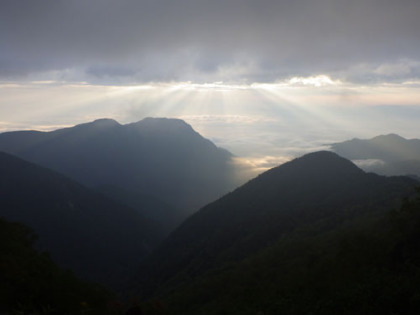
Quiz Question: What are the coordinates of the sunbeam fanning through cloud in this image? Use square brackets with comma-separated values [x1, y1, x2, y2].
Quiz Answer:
[1, 79, 420, 175]
[3, 2, 420, 313]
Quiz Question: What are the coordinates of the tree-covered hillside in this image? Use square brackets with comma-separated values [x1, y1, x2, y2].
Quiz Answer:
[0, 151, 161, 289]
[132, 152, 416, 296]
[144, 187, 420, 314]
[128, 152, 420, 314]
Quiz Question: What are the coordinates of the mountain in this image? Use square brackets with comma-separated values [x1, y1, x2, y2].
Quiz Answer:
[0, 151, 162, 289]
[331, 134, 420, 177]
[0, 118, 239, 229]
[130, 151, 418, 313]
[142, 187, 420, 315]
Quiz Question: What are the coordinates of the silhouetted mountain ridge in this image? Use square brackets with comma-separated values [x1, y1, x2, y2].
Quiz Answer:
[0, 151, 162, 288]
[145, 187, 420, 315]
[0, 117, 239, 229]
[331, 133, 420, 177]
[132, 151, 417, 298]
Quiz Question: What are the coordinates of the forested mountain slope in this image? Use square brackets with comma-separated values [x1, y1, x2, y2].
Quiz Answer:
[131, 151, 418, 313]
[0, 151, 161, 288]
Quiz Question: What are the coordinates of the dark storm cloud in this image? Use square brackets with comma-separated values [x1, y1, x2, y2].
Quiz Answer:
[1, 0, 420, 83]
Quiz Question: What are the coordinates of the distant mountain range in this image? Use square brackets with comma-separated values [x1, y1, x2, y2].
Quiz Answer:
[0, 151, 161, 288]
[2, 122, 420, 313]
[331, 134, 420, 178]
[0, 118, 240, 231]
[131, 151, 418, 312]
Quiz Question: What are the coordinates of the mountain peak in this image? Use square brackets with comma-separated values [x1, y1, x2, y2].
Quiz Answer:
[129, 117, 194, 132]
[126, 117, 200, 141]
[141, 117, 188, 125]
[83, 118, 120, 129]
[372, 133, 406, 142]
[331, 134, 420, 167]
[271, 150, 363, 177]
[297, 150, 346, 161]
[91, 118, 120, 126]
[70, 118, 120, 132]
[296, 150, 356, 164]
[0, 116, 237, 216]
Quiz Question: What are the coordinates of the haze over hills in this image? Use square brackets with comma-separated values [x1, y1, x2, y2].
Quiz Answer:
[0, 117, 240, 230]
[2, 0, 420, 312]
[131, 151, 418, 308]
[331, 134, 420, 178]
[3, 119, 420, 312]
[2, 135, 420, 313]
[0, 151, 162, 288]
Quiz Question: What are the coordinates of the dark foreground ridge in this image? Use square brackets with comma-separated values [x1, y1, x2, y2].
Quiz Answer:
[130, 151, 419, 314]
[0, 151, 161, 289]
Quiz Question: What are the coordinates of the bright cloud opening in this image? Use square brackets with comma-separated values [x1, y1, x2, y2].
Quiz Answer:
[288, 75, 342, 87]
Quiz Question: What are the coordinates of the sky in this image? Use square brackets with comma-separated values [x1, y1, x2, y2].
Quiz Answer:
[1, 0, 420, 171]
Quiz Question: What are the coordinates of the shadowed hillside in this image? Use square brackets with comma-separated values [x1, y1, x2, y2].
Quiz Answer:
[0, 151, 162, 289]
[0, 118, 239, 230]
[143, 187, 420, 315]
[130, 151, 418, 313]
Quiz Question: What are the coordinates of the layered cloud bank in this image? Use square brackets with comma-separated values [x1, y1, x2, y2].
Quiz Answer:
[1, 0, 420, 169]
[1, 0, 419, 85]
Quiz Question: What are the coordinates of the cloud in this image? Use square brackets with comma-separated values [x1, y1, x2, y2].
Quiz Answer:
[342, 60, 420, 84]
[231, 155, 292, 183]
[1, 0, 419, 84]
[288, 75, 342, 87]
[352, 159, 386, 169]
[375, 63, 412, 77]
